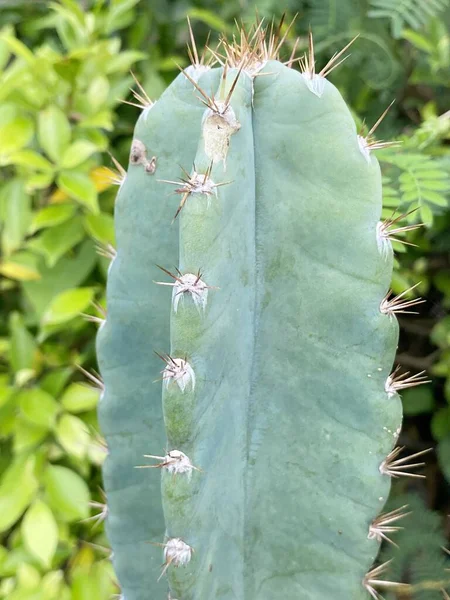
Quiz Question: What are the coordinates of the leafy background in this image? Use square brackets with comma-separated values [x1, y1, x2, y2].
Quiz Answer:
[0, 0, 449, 598]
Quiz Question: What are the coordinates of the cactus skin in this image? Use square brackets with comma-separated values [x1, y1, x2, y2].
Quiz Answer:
[97, 31, 408, 600]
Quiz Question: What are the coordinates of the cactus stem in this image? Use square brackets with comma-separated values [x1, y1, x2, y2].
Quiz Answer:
[380, 283, 425, 316]
[299, 30, 359, 97]
[378, 208, 423, 247]
[154, 352, 196, 392]
[159, 163, 231, 220]
[154, 266, 217, 313]
[135, 450, 200, 478]
[76, 365, 105, 393]
[385, 365, 430, 397]
[379, 446, 432, 478]
[363, 561, 404, 600]
[156, 538, 193, 582]
[368, 505, 411, 547]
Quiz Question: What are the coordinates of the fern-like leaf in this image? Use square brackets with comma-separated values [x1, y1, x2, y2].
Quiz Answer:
[369, 0, 450, 38]
[379, 152, 449, 226]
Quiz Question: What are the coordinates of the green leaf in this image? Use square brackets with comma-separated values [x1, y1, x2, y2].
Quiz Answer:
[40, 368, 73, 398]
[60, 140, 98, 169]
[27, 217, 84, 268]
[0, 456, 38, 532]
[14, 419, 48, 452]
[22, 240, 97, 318]
[44, 465, 89, 522]
[0, 116, 34, 160]
[83, 212, 115, 245]
[21, 501, 58, 568]
[9, 312, 37, 374]
[57, 171, 99, 213]
[6, 149, 54, 172]
[186, 8, 231, 33]
[438, 436, 450, 483]
[86, 76, 110, 112]
[420, 203, 434, 226]
[38, 105, 71, 163]
[431, 406, 450, 441]
[18, 388, 59, 429]
[55, 414, 89, 459]
[30, 204, 76, 233]
[0, 179, 32, 256]
[402, 386, 435, 416]
[42, 287, 95, 326]
[61, 383, 99, 413]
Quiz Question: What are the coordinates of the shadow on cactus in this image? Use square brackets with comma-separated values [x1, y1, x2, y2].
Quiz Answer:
[95, 16, 437, 600]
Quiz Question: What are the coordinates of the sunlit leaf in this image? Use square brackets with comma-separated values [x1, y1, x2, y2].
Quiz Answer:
[57, 171, 99, 213]
[22, 500, 59, 568]
[42, 287, 95, 326]
[44, 465, 89, 522]
[38, 105, 71, 163]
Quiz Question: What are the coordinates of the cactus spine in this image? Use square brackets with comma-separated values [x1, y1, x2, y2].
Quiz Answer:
[96, 20, 427, 600]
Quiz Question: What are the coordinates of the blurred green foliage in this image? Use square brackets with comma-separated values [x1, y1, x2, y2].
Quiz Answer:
[0, 0, 449, 598]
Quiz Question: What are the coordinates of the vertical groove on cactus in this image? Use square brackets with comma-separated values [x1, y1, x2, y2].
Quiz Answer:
[97, 22, 430, 600]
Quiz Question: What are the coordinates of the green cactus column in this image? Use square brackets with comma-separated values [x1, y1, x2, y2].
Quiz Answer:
[97, 23, 425, 600]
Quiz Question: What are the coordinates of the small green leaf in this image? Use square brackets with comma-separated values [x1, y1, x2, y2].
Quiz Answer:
[420, 203, 434, 226]
[7, 149, 54, 172]
[57, 171, 99, 213]
[27, 217, 84, 268]
[402, 386, 435, 416]
[55, 414, 90, 459]
[60, 140, 98, 169]
[438, 436, 450, 483]
[22, 240, 97, 318]
[14, 419, 48, 452]
[83, 212, 115, 245]
[0, 116, 34, 160]
[0, 179, 32, 256]
[86, 76, 110, 112]
[21, 501, 58, 568]
[0, 456, 38, 532]
[44, 465, 89, 522]
[18, 388, 59, 429]
[42, 287, 95, 326]
[431, 406, 450, 441]
[30, 205, 76, 233]
[38, 105, 71, 163]
[40, 368, 73, 397]
[9, 312, 37, 374]
[61, 383, 99, 413]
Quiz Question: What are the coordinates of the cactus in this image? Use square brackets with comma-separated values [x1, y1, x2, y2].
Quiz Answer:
[96, 19, 428, 600]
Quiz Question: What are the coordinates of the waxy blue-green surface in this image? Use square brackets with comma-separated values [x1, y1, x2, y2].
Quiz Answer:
[98, 60, 402, 600]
